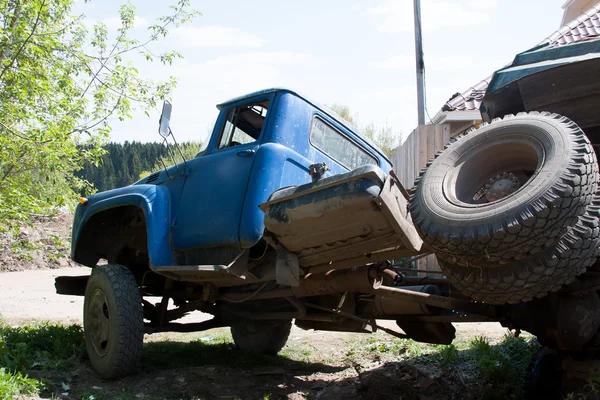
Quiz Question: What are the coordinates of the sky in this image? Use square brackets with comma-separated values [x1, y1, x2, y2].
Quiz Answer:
[77, 0, 566, 144]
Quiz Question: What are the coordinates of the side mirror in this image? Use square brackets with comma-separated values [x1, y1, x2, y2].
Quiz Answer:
[158, 101, 172, 138]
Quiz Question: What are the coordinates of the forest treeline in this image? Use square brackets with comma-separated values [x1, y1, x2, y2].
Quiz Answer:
[76, 142, 201, 193]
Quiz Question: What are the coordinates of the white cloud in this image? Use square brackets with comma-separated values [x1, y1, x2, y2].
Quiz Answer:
[365, 0, 497, 33]
[102, 15, 149, 30]
[370, 54, 474, 70]
[351, 4, 361, 11]
[173, 25, 267, 48]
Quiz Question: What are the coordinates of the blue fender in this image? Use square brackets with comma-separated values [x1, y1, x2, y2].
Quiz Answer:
[71, 184, 175, 267]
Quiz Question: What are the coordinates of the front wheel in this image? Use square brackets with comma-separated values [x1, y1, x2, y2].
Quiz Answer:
[84, 264, 144, 379]
[231, 320, 292, 355]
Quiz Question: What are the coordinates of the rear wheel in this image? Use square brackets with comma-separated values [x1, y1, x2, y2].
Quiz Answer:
[410, 112, 597, 268]
[441, 196, 600, 304]
[84, 264, 144, 379]
[231, 320, 292, 355]
[410, 112, 599, 304]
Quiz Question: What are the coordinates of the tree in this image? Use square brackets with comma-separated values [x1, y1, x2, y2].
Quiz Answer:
[328, 104, 401, 158]
[363, 123, 401, 159]
[138, 141, 202, 180]
[0, 0, 199, 231]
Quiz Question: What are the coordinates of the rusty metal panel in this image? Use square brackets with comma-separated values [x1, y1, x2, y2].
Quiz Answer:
[261, 165, 425, 271]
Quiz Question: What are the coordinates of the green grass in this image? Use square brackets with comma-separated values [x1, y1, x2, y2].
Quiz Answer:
[0, 367, 40, 399]
[0, 315, 542, 400]
[143, 333, 337, 374]
[0, 317, 85, 399]
[344, 332, 539, 399]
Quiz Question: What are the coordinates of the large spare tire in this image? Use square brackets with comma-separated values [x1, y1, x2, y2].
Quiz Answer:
[410, 112, 598, 268]
[440, 195, 600, 304]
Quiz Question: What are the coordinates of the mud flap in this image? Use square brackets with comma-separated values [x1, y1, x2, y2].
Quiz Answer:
[260, 165, 424, 271]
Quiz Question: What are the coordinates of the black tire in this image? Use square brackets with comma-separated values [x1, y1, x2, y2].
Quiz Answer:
[231, 320, 292, 355]
[84, 264, 144, 379]
[410, 112, 598, 268]
[440, 195, 600, 304]
[524, 350, 563, 400]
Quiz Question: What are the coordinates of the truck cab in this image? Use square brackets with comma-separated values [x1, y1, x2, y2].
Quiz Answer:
[69, 88, 414, 277]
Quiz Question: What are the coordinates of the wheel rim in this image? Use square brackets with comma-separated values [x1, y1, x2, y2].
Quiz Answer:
[242, 321, 261, 336]
[443, 134, 544, 206]
[87, 288, 112, 357]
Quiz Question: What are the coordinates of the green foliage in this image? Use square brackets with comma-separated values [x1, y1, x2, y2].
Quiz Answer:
[466, 335, 539, 399]
[469, 336, 492, 355]
[328, 103, 401, 158]
[137, 141, 202, 181]
[438, 344, 458, 367]
[0, 367, 40, 399]
[77, 140, 201, 192]
[0, 0, 200, 231]
[0, 323, 85, 372]
[0, 322, 84, 398]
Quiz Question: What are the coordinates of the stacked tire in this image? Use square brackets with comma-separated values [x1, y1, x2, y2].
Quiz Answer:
[409, 112, 600, 304]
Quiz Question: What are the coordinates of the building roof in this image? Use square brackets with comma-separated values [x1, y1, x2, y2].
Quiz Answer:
[441, 3, 600, 113]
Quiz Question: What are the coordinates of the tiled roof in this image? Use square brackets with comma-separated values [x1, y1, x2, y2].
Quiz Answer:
[441, 77, 491, 112]
[442, 3, 600, 113]
[543, 4, 600, 47]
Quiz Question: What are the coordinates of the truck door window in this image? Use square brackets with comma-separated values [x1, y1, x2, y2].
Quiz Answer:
[218, 101, 269, 149]
[310, 117, 377, 170]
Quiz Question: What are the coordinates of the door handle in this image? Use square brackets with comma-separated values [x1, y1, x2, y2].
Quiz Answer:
[237, 149, 256, 157]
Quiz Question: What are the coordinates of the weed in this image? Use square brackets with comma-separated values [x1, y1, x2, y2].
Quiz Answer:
[439, 344, 458, 367]
[469, 336, 491, 355]
[0, 322, 84, 398]
[0, 367, 40, 399]
[404, 339, 424, 357]
[1, 323, 85, 372]
[464, 334, 538, 399]
[81, 391, 105, 400]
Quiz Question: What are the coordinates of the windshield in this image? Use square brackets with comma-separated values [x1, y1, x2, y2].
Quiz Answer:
[195, 135, 210, 156]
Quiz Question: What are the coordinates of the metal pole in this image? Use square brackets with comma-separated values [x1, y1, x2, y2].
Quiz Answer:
[413, 0, 425, 125]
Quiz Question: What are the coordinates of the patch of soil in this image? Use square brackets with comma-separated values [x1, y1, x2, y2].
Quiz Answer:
[0, 213, 76, 271]
[58, 356, 450, 400]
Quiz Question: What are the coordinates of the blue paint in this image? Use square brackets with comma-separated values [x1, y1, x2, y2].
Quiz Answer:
[71, 89, 393, 267]
[71, 184, 174, 267]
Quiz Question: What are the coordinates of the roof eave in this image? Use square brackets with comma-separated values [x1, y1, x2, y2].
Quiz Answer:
[433, 110, 483, 124]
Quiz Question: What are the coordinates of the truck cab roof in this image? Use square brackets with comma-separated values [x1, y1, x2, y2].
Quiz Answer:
[217, 87, 393, 165]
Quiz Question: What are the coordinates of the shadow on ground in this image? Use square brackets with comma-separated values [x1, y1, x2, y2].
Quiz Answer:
[66, 336, 537, 400]
[1, 323, 543, 400]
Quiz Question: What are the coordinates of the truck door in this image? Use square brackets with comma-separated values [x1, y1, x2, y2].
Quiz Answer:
[172, 99, 269, 254]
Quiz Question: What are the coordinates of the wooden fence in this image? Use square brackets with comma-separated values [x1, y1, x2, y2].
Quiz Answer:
[391, 124, 452, 272]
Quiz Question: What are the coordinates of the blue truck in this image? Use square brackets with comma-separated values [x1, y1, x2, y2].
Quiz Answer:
[57, 36, 600, 385]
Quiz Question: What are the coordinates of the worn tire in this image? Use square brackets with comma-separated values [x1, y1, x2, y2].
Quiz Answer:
[410, 112, 598, 268]
[440, 195, 600, 304]
[84, 264, 144, 379]
[231, 320, 292, 355]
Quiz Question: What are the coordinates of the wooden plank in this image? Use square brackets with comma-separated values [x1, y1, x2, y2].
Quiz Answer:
[426, 125, 435, 161]
[442, 124, 451, 146]
[417, 125, 428, 170]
